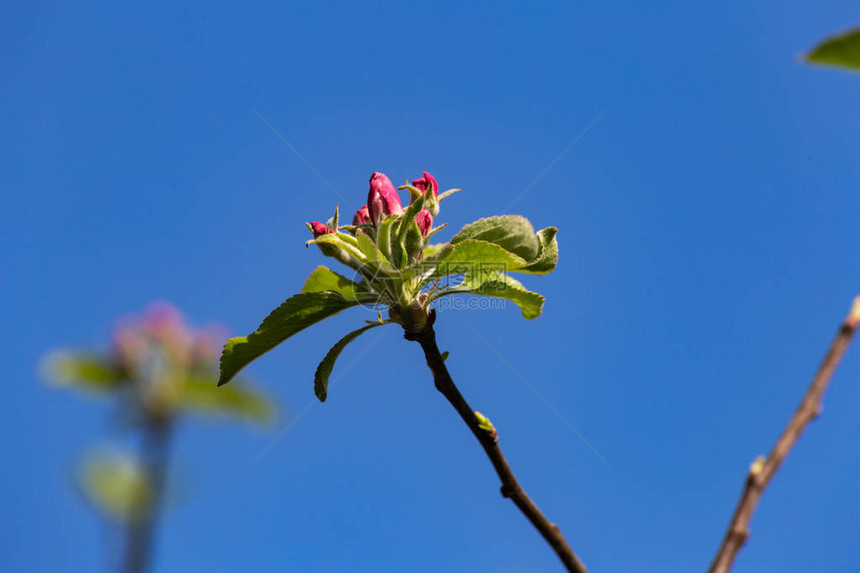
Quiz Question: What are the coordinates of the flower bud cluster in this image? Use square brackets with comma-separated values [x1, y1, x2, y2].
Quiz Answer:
[110, 302, 225, 418]
[304, 171, 456, 332]
[306, 170, 445, 258]
[111, 302, 223, 372]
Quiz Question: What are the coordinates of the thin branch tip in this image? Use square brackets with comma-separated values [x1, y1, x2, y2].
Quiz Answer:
[707, 300, 859, 573]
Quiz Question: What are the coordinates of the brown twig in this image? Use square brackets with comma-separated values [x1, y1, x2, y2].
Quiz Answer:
[405, 310, 589, 573]
[708, 295, 860, 573]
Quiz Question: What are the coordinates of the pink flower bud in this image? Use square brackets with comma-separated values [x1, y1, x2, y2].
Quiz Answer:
[353, 205, 370, 225]
[412, 171, 438, 198]
[367, 172, 402, 225]
[415, 209, 433, 236]
[310, 221, 334, 238]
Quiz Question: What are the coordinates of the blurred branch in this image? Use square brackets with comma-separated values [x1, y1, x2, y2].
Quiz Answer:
[708, 295, 860, 573]
[406, 310, 589, 573]
[122, 419, 173, 573]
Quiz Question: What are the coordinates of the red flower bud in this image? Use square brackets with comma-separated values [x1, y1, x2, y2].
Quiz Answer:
[415, 209, 433, 236]
[310, 221, 334, 238]
[412, 171, 438, 198]
[353, 205, 370, 225]
[367, 172, 402, 225]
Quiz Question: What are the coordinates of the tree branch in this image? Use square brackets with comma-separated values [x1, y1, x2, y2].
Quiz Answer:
[122, 417, 173, 573]
[708, 295, 860, 573]
[405, 310, 589, 573]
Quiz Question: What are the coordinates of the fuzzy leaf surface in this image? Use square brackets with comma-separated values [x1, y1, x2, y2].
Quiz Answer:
[450, 215, 539, 260]
[427, 227, 558, 282]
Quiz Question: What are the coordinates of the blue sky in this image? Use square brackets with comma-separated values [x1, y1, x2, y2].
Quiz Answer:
[3, 1, 860, 572]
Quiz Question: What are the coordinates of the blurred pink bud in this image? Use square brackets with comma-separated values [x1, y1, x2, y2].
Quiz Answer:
[110, 302, 194, 369]
[367, 172, 402, 225]
[412, 171, 438, 198]
[189, 324, 228, 365]
[353, 205, 370, 225]
[310, 221, 334, 238]
[142, 301, 185, 335]
[415, 209, 433, 236]
[110, 326, 147, 370]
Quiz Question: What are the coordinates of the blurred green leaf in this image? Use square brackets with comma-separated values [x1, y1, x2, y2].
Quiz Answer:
[181, 375, 275, 424]
[41, 351, 125, 394]
[314, 322, 387, 402]
[450, 215, 539, 260]
[806, 26, 860, 72]
[219, 292, 360, 386]
[78, 451, 150, 523]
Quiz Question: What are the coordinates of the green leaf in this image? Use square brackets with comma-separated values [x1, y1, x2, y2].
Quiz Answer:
[354, 230, 386, 268]
[219, 292, 360, 386]
[474, 411, 495, 433]
[41, 351, 125, 394]
[424, 222, 448, 242]
[78, 451, 151, 523]
[806, 26, 860, 72]
[314, 322, 387, 402]
[301, 266, 363, 301]
[427, 227, 559, 282]
[451, 215, 539, 260]
[180, 374, 275, 424]
[307, 232, 368, 264]
[438, 188, 462, 201]
[520, 227, 559, 274]
[376, 215, 397, 266]
[331, 204, 340, 230]
[422, 243, 448, 259]
[402, 220, 424, 265]
[432, 272, 546, 319]
[395, 192, 426, 243]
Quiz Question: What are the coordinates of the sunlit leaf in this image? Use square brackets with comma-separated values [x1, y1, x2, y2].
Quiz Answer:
[432, 272, 545, 319]
[301, 266, 363, 301]
[451, 215, 539, 260]
[219, 292, 360, 386]
[520, 227, 559, 274]
[422, 243, 448, 258]
[354, 230, 390, 271]
[376, 216, 397, 265]
[425, 227, 558, 284]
